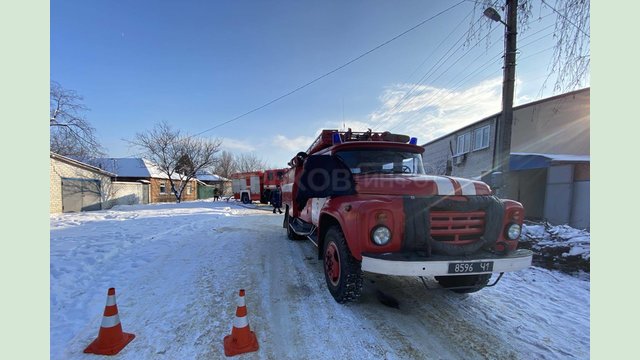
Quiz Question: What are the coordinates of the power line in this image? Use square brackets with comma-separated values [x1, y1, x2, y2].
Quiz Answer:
[370, 15, 490, 131]
[382, 16, 555, 126]
[386, 53, 503, 133]
[190, 0, 467, 137]
[540, 0, 590, 38]
[518, 45, 554, 61]
[374, 23, 500, 131]
[385, 27, 558, 135]
[368, 9, 478, 130]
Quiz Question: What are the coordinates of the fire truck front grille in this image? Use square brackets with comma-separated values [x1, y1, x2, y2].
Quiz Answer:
[430, 211, 486, 245]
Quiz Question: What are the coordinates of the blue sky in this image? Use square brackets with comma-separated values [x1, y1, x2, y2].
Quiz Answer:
[51, 0, 587, 167]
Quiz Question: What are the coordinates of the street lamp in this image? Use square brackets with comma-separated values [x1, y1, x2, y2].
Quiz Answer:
[484, 1, 517, 197]
[483, 7, 507, 27]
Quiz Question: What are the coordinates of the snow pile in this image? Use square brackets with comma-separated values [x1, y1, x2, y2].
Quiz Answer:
[521, 222, 590, 273]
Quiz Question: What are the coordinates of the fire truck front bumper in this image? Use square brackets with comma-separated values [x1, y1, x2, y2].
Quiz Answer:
[361, 249, 533, 277]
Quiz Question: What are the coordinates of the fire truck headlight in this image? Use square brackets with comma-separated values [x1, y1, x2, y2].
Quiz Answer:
[371, 226, 391, 245]
[505, 223, 521, 240]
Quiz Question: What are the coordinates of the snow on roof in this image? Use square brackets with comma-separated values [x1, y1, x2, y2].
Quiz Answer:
[196, 173, 229, 182]
[91, 158, 150, 177]
[90, 158, 182, 180]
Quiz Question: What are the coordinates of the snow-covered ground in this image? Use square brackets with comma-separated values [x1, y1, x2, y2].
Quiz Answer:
[522, 222, 591, 260]
[51, 201, 589, 359]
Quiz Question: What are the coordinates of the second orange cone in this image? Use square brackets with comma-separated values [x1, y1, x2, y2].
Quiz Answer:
[84, 287, 135, 355]
[223, 289, 259, 356]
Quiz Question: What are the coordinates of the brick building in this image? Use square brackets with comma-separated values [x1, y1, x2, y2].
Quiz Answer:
[91, 158, 198, 203]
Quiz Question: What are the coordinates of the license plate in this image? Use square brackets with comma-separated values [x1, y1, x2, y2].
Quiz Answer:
[447, 261, 494, 274]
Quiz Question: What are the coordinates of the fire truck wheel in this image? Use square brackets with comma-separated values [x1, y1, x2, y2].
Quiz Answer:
[323, 225, 363, 303]
[434, 274, 491, 294]
[241, 193, 251, 204]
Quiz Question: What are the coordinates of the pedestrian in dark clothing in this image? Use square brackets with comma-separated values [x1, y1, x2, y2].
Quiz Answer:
[271, 186, 283, 214]
[213, 187, 220, 201]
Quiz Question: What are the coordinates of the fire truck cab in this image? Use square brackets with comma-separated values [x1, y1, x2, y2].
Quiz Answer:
[281, 129, 533, 303]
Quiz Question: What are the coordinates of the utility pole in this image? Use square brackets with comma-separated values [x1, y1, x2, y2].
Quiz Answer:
[497, 0, 518, 196]
[484, 0, 518, 197]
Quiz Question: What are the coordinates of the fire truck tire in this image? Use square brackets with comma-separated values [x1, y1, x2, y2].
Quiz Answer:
[286, 214, 305, 240]
[434, 274, 491, 294]
[323, 225, 363, 303]
[241, 193, 251, 204]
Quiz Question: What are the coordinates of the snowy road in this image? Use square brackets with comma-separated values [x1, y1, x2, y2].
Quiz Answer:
[50, 201, 589, 359]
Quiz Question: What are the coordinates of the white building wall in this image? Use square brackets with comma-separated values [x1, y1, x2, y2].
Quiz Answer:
[50, 157, 113, 213]
[511, 89, 590, 155]
[423, 118, 497, 180]
[109, 182, 148, 207]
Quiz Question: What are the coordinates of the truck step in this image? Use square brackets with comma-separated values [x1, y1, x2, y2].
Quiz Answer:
[307, 233, 319, 247]
[292, 218, 314, 235]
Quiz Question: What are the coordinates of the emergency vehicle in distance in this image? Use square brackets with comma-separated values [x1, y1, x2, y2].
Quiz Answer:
[231, 168, 287, 204]
[281, 129, 533, 303]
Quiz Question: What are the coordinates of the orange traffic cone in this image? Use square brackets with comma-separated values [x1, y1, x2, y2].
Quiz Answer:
[223, 289, 259, 356]
[84, 288, 135, 355]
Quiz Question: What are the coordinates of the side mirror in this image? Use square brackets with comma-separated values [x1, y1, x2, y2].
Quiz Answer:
[482, 171, 503, 189]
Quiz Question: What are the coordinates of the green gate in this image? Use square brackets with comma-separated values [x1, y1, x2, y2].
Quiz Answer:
[198, 184, 217, 199]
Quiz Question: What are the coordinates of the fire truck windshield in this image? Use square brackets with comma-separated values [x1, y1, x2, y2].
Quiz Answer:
[335, 149, 426, 175]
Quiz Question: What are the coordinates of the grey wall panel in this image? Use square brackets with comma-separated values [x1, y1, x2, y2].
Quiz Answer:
[544, 184, 573, 224]
[571, 181, 590, 229]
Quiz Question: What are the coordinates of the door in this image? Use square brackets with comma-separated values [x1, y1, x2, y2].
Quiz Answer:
[61, 178, 102, 212]
[142, 183, 150, 204]
[250, 175, 260, 194]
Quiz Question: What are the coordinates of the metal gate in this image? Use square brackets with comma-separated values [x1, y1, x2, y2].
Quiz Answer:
[61, 178, 102, 212]
[142, 183, 150, 204]
[198, 184, 215, 199]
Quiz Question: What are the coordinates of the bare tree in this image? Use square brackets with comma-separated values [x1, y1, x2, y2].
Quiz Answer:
[132, 121, 222, 203]
[235, 152, 268, 173]
[468, 0, 589, 92]
[214, 151, 238, 179]
[50, 81, 104, 160]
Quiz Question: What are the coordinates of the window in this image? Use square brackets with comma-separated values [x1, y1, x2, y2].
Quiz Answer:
[159, 182, 166, 194]
[455, 132, 471, 155]
[336, 149, 426, 174]
[473, 125, 490, 151]
[186, 184, 192, 195]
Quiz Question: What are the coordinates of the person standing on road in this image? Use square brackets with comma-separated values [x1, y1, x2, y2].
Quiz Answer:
[271, 185, 283, 214]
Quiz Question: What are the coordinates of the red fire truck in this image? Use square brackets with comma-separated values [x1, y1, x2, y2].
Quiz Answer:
[281, 129, 533, 303]
[231, 168, 287, 204]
